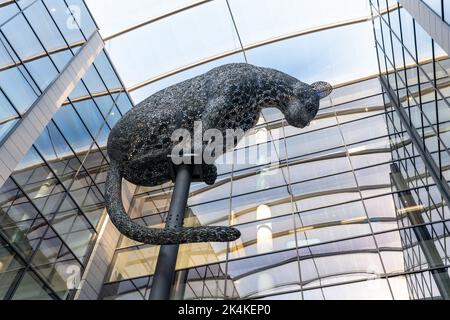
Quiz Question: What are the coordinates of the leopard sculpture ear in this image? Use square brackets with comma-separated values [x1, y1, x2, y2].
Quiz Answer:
[312, 81, 333, 99]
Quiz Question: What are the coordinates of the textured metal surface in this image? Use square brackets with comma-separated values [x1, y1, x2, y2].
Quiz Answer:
[105, 63, 332, 245]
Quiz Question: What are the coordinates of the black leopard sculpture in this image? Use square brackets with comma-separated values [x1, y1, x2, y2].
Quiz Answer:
[105, 63, 332, 245]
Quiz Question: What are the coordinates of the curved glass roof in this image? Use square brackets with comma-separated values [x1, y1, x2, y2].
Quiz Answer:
[85, 0, 380, 104]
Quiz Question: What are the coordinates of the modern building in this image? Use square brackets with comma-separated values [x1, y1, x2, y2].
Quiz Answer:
[0, 0, 448, 300]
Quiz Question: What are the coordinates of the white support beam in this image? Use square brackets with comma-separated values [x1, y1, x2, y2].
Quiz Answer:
[399, 0, 450, 55]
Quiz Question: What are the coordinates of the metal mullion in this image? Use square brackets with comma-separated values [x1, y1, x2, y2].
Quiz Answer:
[391, 163, 450, 298]
[334, 95, 395, 300]
[0, 230, 40, 300]
[200, 266, 208, 300]
[50, 104, 108, 185]
[390, 126, 432, 197]
[79, 0, 98, 29]
[39, 0, 84, 61]
[9, 175, 85, 270]
[54, 153, 78, 186]
[398, 223, 413, 298]
[396, 0, 415, 160]
[411, 21, 429, 171]
[39, 0, 104, 140]
[372, 0, 393, 143]
[227, 263, 450, 300]
[2, 261, 27, 300]
[377, 0, 391, 76]
[2, 184, 70, 299]
[3, 3, 108, 203]
[108, 215, 450, 287]
[19, 1, 67, 78]
[386, 0, 424, 201]
[281, 119, 321, 300]
[0, 29, 41, 96]
[413, 272, 426, 298]
[431, 41, 444, 181]
[223, 156, 234, 299]
[62, 98, 110, 184]
[387, 101, 434, 192]
[137, 152, 439, 214]
[98, 45, 134, 115]
[0, 238, 59, 300]
[65, 82, 121, 162]
[68, 92, 125, 223]
[0, 41, 86, 73]
[4, 1, 60, 97]
[376, 40, 450, 158]
[225, 0, 247, 63]
[386, 0, 401, 98]
[76, 52, 128, 118]
[0, 0, 39, 29]
[2, 182, 32, 220]
[24, 15, 111, 174]
[373, 4, 450, 110]
[0, 87, 21, 119]
[32, 146, 97, 233]
[221, 1, 245, 295]
[386, 98, 432, 197]
[133, 181, 445, 234]
[381, 75, 450, 216]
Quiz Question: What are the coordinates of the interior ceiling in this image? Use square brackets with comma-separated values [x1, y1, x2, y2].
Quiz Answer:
[85, 0, 379, 104]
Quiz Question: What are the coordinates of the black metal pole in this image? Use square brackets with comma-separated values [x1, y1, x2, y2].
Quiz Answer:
[150, 164, 193, 300]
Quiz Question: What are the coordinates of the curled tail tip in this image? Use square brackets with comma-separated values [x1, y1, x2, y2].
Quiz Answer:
[228, 227, 241, 241]
[215, 226, 241, 242]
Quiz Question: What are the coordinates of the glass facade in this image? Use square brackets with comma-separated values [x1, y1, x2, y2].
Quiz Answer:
[99, 0, 450, 300]
[0, 0, 449, 300]
[0, 0, 133, 299]
[371, 0, 450, 299]
[101, 74, 414, 300]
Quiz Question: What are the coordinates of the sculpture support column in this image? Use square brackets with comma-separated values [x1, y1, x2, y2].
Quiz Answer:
[150, 164, 193, 300]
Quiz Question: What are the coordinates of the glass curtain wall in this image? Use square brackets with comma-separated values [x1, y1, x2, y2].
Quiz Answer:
[2, 0, 446, 301]
[98, 0, 418, 301]
[371, 0, 450, 300]
[0, 0, 133, 300]
[101, 73, 415, 300]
